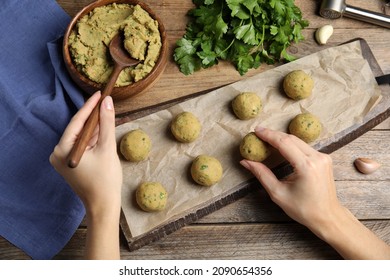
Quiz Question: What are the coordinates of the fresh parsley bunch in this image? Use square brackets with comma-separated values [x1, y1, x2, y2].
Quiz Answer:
[174, 0, 309, 76]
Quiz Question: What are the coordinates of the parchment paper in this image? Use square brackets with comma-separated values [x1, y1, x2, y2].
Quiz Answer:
[116, 41, 382, 238]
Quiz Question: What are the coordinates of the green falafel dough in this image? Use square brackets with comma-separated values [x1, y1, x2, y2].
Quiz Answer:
[232, 92, 262, 120]
[289, 113, 322, 143]
[136, 181, 168, 212]
[190, 155, 223, 187]
[68, 4, 161, 86]
[120, 129, 151, 162]
[283, 70, 314, 100]
[240, 132, 271, 162]
[171, 112, 201, 143]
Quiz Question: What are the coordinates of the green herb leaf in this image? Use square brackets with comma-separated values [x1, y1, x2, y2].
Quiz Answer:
[234, 21, 258, 45]
[226, 0, 250, 19]
[200, 165, 208, 170]
[198, 40, 218, 66]
[174, 37, 197, 61]
[174, 0, 309, 76]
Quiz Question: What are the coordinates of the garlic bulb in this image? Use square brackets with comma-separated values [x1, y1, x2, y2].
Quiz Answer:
[354, 158, 381, 174]
[315, 24, 333, 45]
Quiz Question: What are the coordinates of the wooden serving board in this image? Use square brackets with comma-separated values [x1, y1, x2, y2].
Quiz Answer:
[118, 38, 390, 251]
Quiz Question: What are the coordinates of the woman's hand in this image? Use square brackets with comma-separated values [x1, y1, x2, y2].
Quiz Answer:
[240, 126, 341, 233]
[50, 91, 122, 259]
[50, 91, 122, 216]
[240, 126, 390, 259]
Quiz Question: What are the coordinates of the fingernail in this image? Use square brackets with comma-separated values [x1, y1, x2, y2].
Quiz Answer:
[255, 125, 266, 134]
[240, 160, 251, 169]
[103, 96, 113, 111]
[93, 90, 101, 97]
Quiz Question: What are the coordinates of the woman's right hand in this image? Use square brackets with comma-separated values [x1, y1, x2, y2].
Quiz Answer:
[240, 126, 342, 234]
[240, 126, 390, 259]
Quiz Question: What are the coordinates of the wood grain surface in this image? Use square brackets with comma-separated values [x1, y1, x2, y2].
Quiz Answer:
[0, 0, 389, 260]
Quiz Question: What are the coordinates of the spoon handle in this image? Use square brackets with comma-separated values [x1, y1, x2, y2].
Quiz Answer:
[67, 64, 123, 168]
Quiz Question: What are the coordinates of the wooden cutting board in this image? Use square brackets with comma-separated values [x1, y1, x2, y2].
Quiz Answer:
[118, 39, 390, 251]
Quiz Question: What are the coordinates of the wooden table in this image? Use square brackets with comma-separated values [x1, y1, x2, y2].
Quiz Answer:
[1, 0, 389, 259]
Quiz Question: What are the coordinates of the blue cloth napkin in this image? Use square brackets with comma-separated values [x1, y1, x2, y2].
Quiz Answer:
[0, 0, 86, 259]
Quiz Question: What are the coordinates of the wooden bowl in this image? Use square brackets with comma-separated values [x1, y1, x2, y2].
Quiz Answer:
[63, 0, 168, 101]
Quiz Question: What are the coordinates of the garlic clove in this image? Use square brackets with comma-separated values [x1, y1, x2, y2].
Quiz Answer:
[315, 24, 333, 45]
[354, 157, 381, 174]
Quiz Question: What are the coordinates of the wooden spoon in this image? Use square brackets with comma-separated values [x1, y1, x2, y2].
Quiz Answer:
[67, 33, 140, 168]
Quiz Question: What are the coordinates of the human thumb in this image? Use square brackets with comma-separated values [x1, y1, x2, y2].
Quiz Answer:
[240, 159, 280, 195]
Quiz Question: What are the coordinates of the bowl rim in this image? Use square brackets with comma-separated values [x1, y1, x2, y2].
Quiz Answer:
[62, 0, 168, 98]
